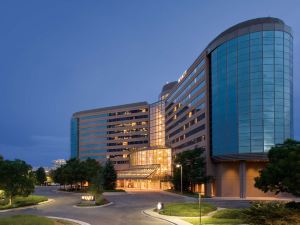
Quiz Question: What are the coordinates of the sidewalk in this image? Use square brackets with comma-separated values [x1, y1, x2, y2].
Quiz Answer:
[143, 208, 192, 225]
[143, 208, 249, 225]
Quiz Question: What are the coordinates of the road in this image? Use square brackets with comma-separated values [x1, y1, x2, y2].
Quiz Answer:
[0, 187, 191, 225]
[0, 187, 252, 225]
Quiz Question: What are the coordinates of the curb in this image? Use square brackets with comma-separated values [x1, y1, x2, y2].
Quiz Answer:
[48, 216, 90, 225]
[73, 202, 114, 209]
[162, 191, 197, 202]
[103, 192, 127, 196]
[142, 209, 192, 225]
[0, 199, 54, 213]
[53, 190, 83, 195]
[38, 199, 55, 206]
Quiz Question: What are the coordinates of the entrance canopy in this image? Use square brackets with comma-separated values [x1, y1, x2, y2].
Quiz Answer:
[117, 164, 160, 179]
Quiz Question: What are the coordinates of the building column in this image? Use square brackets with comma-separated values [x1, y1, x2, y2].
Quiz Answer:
[205, 182, 212, 197]
[239, 161, 246, 198]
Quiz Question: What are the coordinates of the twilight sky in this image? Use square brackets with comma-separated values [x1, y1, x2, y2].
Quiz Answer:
[0, 0, 299, 167]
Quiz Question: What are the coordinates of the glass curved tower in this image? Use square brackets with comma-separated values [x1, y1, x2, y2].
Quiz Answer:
[209, 18, 293, 158]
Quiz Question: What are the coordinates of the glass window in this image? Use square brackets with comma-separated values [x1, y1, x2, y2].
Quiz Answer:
[211, 31, 292, 156]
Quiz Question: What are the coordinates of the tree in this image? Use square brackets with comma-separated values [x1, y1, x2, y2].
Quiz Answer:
[51, 166, 67, 188]
[89, 168, 104, 195]
[255, 139, 300, 196]
[82, 158, 102, 184]
[50, 158, 102, 190]
[35, 167, 47, 185]
[0, 159, 35, 205]
[172, 147, 209, 192]
[63, 158, 84, 189]
[81, 158, 102, 184]
[102, 160, 117, 190]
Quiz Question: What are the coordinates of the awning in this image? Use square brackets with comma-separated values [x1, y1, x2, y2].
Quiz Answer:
[117, 164, 160, 179]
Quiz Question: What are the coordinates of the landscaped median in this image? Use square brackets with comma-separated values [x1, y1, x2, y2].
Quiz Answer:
[151, 201, 300, 225]
[155, 203, 244, 225]
[0, 195, 49, 210]
[75, 194, 109, 207]
[157, 202, 217, 217]
[182, 208, 244, 225]
[0, 215, 86, 225]
[74, 193, 112, 208]
[148, 203, 243, 225]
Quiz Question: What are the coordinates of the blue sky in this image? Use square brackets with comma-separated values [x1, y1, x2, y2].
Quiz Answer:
[0, 0, 299, 167]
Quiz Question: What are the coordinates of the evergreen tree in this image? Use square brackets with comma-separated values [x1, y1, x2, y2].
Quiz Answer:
[35, 167, 47, 185]
[82, 158, 102, 183]
[102, 160, 117, 190]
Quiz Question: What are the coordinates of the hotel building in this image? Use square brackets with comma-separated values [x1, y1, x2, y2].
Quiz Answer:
[71, 102, 149, 170]
[71, 17, 293, 197]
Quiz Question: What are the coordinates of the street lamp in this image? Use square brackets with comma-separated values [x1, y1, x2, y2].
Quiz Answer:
[176, 164, 182, 194]
[199, 193, 202, 225]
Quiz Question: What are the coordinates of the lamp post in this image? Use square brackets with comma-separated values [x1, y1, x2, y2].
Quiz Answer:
[176, 164, 182, 194]
[199, 192, 202, 225]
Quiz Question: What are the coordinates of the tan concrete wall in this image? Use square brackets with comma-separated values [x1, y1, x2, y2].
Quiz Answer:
[215, 162, 240, 197]
[215, 161, 275, 198]
[246, 161, 273, 197]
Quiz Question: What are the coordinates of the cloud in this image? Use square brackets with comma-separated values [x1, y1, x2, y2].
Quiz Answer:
[0, 135, 69, 167]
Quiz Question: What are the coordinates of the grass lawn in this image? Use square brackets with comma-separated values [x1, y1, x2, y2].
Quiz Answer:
[183, 208, 245, 225]
[212, 209, 244, 219]
[183, 217, 243, 225]
[159, 202, 217, 217]
[0, 195, 48, 210]
[0, 215, 80, 225]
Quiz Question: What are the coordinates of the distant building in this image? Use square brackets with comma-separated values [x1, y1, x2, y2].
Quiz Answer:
[52, 159, 66, 169]
[71, 17, 293, 197]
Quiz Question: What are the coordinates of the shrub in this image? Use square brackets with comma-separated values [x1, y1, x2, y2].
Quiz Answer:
[285, 201, 300, 210]
[242, 201, 300, 225]
[95, 194, 108, 206]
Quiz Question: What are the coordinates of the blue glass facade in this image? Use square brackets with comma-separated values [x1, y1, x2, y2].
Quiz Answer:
[211, 31, 293, 156]
[70, 118, 79, 159]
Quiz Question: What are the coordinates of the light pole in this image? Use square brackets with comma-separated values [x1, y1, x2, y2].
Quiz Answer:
[176, 164, 182, 194]
[199, 192, 202, 225]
